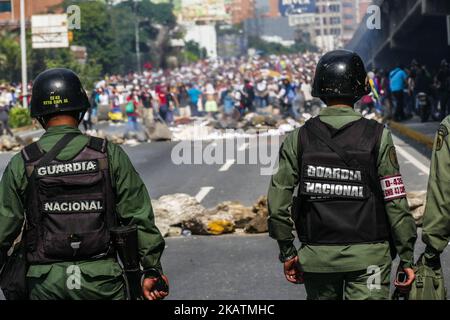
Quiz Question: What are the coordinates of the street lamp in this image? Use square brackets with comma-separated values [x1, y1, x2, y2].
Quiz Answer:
[133, 0, 142, 74]
[20, 0, 27, 108]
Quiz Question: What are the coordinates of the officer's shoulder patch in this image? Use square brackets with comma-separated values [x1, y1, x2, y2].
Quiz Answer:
[388, 146, 399, 170]
[436, 124, 449, 151]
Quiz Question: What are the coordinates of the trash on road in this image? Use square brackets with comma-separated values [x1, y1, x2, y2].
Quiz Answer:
[153, 191, 425, 238]
[152, 193, 269, 237]
[0, 135, 21, 152]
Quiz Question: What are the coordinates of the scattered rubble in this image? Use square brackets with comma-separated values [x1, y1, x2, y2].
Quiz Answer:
[91, 128, 149, 145]
[0, 135, 21, 152]
[153, 191, 427, 238]
[146, 121, 172, 141]
[171, 114, 301, 141]
[182, 213, 235, 236]
[152, 194, 269, 237]
[209, 201, 256, 229]
[244, 196, 269, 233]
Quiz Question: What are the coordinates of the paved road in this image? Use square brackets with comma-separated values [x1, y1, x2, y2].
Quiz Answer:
[0, 130, 430, 206]
[398, 117, 440, 140]
[0, 128, 438, 300]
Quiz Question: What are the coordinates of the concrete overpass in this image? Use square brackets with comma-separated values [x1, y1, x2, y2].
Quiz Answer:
[346, 0, 450, 70]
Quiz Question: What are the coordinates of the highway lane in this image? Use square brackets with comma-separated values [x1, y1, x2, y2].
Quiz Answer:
[0, 130, 434, 300]
[0, 132, 430, 207]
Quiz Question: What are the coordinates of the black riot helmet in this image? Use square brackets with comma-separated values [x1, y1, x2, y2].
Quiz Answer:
[312, 50, 369, 103]
[30, 68, 90, 122]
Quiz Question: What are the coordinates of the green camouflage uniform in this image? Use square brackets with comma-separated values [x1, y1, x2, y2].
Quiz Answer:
[268, 106, 417, 300]
[422, 115, 450, 260]
[0, 125, 165, 300]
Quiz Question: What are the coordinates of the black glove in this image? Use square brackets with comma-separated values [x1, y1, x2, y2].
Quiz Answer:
[143, 268, 169, 293]
[422, 247, 441, 270]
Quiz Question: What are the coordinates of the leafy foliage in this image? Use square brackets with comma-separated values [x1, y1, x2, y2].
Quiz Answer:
[0, 0, 178, 87]
[0, 32, 21, 83]
[8, 106, 32, 128]
[184, 41, 207, 63]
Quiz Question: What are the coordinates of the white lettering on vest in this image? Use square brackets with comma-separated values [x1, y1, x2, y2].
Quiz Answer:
[305, 165, 362, 182]
[43, 200, 103, 213]
[303, 182, 365, 198]
[36, 161, 98, 177]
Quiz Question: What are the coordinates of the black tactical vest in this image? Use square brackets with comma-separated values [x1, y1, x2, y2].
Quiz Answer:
[21, 135, 117, 264]
[294, 117, 389, 245]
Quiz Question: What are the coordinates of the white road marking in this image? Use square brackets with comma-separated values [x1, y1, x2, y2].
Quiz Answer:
[219, 159, 235, 172]
[238, 142, 249, 151]
[395, 145, 429, 175]
[195, 186, 214, 203]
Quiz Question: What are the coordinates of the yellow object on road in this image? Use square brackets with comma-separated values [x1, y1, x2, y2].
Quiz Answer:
[108, 112, 123, 121]
[207, 220, 235, 235]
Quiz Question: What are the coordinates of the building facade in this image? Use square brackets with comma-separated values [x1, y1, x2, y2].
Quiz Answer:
[356, 0, 371, 24]
[229, 0, 255, 24]
[0, 0, 63, 23]
[313, 0, 343, 50]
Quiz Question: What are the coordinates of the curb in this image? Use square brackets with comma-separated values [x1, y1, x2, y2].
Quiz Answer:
[387, 120, 434, 150]
[11, 124, 38, 133]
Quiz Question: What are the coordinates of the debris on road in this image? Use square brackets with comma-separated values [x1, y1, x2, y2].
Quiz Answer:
[244, 196, 269, 234]
[146, 120, 173, 141]
[209, 201, 256, 229]
[0, 135, 21, 152]
[152, 191, 427, 237]
[170, 114, 302, 142]
[152, 193, 269, 237]
[182, 215, 235, 236]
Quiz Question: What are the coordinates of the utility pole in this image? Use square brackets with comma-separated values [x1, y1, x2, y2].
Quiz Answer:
[20, 0, 28, 108]
[134, 0, 142, 74]
[11, 0, 14, 22]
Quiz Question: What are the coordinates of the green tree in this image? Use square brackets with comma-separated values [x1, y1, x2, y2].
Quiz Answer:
[44, 49, 101, 89]
[184, 40, 206, 63]
[62, 0, 178, 73]
[8, 106, 32, 128]
[64, 0, 122, 74]
[0, 31, 21, 83]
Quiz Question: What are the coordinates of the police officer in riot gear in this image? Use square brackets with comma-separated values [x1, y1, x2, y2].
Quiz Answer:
[0, 68, 168, 300]
[268, 50, 417, 300]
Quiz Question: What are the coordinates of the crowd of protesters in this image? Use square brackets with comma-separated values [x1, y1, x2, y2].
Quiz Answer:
[1, 53, 450, 138]
[358, 59, 450, 122]
[85, 54, 450, 129]
[84, 53, 321, 130]
[0, 84, 24, 137]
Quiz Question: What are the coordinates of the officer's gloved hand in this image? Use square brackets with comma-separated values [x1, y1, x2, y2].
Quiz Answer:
[394, 265, 415, 294]
[142, 274, 169, 300]
[283, 256, 304, 284]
